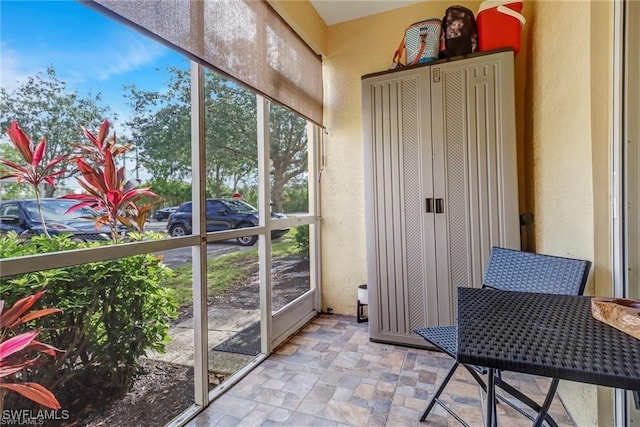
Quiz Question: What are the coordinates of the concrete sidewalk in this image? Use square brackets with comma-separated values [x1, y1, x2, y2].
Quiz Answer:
[147, 307, 260, 374]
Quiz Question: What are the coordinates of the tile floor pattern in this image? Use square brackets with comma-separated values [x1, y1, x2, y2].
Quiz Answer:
[188, 315, 575, 426]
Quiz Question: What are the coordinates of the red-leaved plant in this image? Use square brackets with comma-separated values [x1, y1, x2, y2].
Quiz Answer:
[0, 122, 67, 238]
[73, 119, 131, 164]
[62, 119, 159, 241]
[0, 291, 63, 412]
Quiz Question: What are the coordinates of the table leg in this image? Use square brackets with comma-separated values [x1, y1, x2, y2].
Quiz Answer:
[486, 368, 496, 427]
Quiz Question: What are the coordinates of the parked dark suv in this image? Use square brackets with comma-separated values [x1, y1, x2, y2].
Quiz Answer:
[0, 198, 110, 241]
[166, 199, 288, 246]
[151, 206, 178, 221]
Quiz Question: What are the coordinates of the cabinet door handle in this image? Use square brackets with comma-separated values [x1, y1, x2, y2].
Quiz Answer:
[435, 198, 444, 214]
[425, 198, 434, 213]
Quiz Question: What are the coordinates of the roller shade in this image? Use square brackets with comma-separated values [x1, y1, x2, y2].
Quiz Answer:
[83, 0, 323, 126]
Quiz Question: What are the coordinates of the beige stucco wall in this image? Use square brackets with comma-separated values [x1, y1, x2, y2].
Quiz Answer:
[275, 0, 616, 423]
[525, 0, 613, 425]
[320, 1, 480, 314]
[527, 0, 595, 263]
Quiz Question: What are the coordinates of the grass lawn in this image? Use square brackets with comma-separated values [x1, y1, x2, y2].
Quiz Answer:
[160, 229, 305, 308]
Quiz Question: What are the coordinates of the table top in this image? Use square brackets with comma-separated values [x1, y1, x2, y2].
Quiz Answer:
[456, 287, 640, 391]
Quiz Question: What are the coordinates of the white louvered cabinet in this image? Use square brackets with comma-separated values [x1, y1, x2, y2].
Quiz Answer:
[362, 50, 520, 347]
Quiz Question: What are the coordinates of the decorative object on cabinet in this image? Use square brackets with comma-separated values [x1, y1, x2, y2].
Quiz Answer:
[477, 0, 526, 54]
[390, 18, 442, 69]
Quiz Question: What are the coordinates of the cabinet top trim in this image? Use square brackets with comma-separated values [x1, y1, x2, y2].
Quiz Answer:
[361, 48, 514, 80]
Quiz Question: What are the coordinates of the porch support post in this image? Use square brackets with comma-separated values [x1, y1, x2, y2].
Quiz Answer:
[191, 60, 209, 406]
[308, 124, 322, 311]
[257, 95, 273, 354]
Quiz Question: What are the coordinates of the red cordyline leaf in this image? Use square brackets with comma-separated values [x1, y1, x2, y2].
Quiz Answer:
[106, 190, 121, 207]
[0, 172, 26, 183]
[42, 169, 65, 187]
[117, 215, 134, 228]
[43, 155, 67, 172]
[11, 308, 61, 328]
[116, 167, 126, 189]
[0, 382, 61, 409]
[32, 137, 46, 166]
[6, 121, 33, 164]
[104, 150, 116, 191]
[24, 339, 63, 357]
[62, 198, 96, 210]
[0, 159, 30, 177]
[94, 215, 110, 228]
[63, 191, 104, 211]
[97, 119, 109, 144]
[128, 188, 158, 200]
[122, 179, 140, 194]
[81, 127, 102, 150]
[0, 291, 45, 327]
[0, 361, 36, 378]
[73, 143, 95, 152]
[75, 179, 105, 200]
[112, 146, 129, 157]
[0, 350, 42, 367]
[74, 157, 107, 194]
[0, 331, 39, 361]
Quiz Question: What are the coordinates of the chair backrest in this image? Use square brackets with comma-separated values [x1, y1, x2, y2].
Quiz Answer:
[482, 247, 591, 296]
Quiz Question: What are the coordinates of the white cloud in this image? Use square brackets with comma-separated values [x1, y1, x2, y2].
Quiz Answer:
[0, 43, 36, 90]
[66, 36, 168, 83]
[1, 34, 168, 89]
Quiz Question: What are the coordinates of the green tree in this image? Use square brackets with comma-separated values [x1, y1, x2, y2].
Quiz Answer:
[0, 67, 111, 196]
[147, 178, 191, 207]
[126, 67, 309, 209]
[127, 67, 257, 196]
[126, 82, 191, 182]
[269, 104, 308, 212]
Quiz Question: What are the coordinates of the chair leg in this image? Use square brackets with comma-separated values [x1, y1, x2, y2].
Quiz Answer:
[494, 377, 558, 427]
[420, 361, 459, 422]
[532, 379, 559, 427]
[486, 368, 497, 427]
[463, 365, 489, 393]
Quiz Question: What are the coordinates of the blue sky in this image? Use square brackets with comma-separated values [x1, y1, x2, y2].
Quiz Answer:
[0, 0, 188, 124]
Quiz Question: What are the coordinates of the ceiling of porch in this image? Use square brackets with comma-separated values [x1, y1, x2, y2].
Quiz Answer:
[309, 0, 423, 25]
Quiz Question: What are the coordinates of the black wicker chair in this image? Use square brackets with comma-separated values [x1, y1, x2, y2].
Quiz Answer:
[414, 247, 591, 426]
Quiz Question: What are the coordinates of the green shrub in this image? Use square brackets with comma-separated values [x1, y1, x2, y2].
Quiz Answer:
[294, 225, 310, 260]
[0, 233, 177, 401]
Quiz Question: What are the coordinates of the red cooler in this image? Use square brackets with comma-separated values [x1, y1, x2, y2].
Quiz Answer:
[477, 0, 526, 54]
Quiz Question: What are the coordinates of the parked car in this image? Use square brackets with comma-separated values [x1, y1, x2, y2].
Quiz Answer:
[0, 198, 111, 241]
[166, 199, 289, 246]
[151, 206, 178, 221]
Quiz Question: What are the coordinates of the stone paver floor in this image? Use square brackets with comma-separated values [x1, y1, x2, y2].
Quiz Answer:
[187, 314, 575, 426]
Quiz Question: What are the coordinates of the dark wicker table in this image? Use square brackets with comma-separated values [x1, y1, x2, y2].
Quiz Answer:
[456, 287, 640, 427]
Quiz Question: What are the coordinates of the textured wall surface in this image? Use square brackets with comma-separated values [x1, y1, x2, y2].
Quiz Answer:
[525, 0, 612, 425]
[528, 1, 594, 263]
[277, 0, 616, 423]
[320, 1, 480, 314]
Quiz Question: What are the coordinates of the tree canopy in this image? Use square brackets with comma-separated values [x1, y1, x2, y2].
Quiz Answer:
[0, 67, 111, 196]
[125, 67, 308, 211]
[0, 65, 309, 211]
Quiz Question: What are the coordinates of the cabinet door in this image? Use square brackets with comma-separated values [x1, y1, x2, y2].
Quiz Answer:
[362, 68, 439, 346]
[430, 51, 520, 324]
